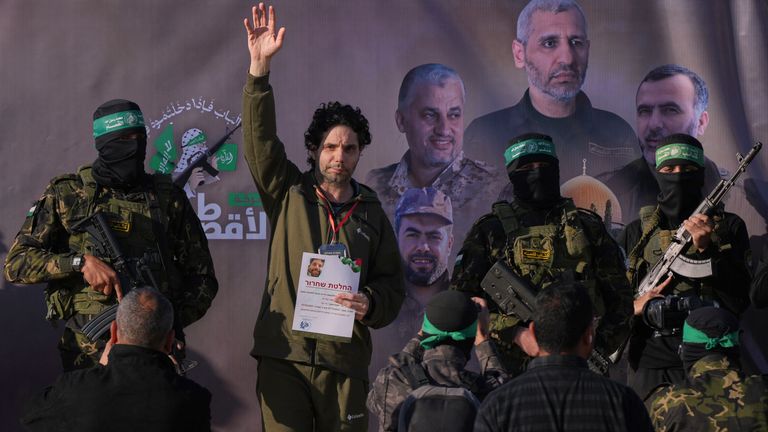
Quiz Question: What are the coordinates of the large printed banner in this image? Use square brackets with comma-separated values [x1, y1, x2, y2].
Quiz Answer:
[0, 1, 766, 430]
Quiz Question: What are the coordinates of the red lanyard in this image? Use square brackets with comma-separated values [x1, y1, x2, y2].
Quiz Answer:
[315, 188, 360, 243]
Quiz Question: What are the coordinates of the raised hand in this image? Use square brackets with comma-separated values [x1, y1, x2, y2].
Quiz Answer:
[243, 3, 286, 76]
[470, 297, 491, 345]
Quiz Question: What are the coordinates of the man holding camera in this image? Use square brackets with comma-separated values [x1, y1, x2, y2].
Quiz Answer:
[618, 133, 752, 399]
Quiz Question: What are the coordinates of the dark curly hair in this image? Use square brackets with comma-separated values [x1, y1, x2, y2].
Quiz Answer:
[303, 101, 372, 167]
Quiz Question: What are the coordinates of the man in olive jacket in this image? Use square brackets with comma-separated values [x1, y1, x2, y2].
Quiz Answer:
[242, 5, 404, 431]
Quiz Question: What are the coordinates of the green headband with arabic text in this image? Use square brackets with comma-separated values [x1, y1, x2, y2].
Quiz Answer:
[93, 110, 145, 139]
[504, 138, 557, 167]
[655, 142, 705, 168]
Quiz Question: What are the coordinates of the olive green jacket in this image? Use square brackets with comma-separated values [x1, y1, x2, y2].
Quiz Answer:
[243, 73, 404, 381]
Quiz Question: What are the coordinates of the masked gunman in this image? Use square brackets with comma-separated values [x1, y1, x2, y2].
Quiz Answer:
[5, 99, 218, 371]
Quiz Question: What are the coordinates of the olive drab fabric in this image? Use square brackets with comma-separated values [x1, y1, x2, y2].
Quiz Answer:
[5, 165, 217, 369]
[242, 74, 405, 383]
[450, 198, 632, 374]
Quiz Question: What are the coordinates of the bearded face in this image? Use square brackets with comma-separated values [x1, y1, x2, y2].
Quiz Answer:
[397, 214, 453, 286]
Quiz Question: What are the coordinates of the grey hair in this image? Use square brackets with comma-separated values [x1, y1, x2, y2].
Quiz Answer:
[397, 63, 466, 111]
[516, 0, 587, 44]
[116, 287, 174, 349]
[638, 64, 709, 121]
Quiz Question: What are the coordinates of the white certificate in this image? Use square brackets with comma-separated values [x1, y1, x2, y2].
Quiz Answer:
[292, 252, 361, 341]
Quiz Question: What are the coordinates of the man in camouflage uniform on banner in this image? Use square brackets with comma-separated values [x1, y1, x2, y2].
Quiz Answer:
[450, 133, 632, 375]
[4, 99, 218, 371]
[365, 63, 503, 247]
[648, 307, 768, 431]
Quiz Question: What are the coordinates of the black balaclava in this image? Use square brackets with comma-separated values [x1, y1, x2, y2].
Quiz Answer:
[91, 99, 148, 189]
[680, 306, 740, 373]
[654, 133, 706, 226]
[420, 291, 478, 360]
[505, 133, 561, 208]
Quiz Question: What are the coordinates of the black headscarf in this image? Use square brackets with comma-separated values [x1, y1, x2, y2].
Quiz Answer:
[91, 99, 148, 189]
[654, 133, 706, 226]
[505, 133, 561, 208]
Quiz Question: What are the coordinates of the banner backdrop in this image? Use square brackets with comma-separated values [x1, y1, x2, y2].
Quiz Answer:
[1, 1, 766, 430]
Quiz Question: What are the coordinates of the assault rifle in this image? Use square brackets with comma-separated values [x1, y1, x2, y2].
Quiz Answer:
[72, 212, 159, 341]
[608, 141, 762, 363]
[171, 122, 242, 188]
[634, 141, 762, 298]
[71, 212, 198, 374]
[481, 261, 612, 376]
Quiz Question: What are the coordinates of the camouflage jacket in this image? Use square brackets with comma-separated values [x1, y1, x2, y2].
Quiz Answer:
[365, 150, 502, 216]
[365, 150, 503, 248]
[4, 166, 218, 330]
[450, 199, 632, 374]
[648, 354, 768, 431]
[367, 336, 509, 432]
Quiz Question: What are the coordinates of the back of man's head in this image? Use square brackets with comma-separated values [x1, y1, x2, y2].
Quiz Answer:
[420, 291, 478, 358]
[532, 281, 593, 354]
[116, 287, 174, 350]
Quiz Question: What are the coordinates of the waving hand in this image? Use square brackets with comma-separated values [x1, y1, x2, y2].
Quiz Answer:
[244, 3, 286, 76]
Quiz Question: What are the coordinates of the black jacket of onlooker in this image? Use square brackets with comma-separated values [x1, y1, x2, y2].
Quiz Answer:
[21, 344, 211, 432]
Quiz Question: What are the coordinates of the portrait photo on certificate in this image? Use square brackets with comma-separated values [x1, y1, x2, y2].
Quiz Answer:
[292, 252, 361, 342]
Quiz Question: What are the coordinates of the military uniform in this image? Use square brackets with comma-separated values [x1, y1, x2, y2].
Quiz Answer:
[619, 206, 751, 398]
[365, 151, 502, 249]
[368, 336, 508, 432]
[648, 354, 768, 431]
[451, 198, 632, 374]
[4, 165, 218, 370]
